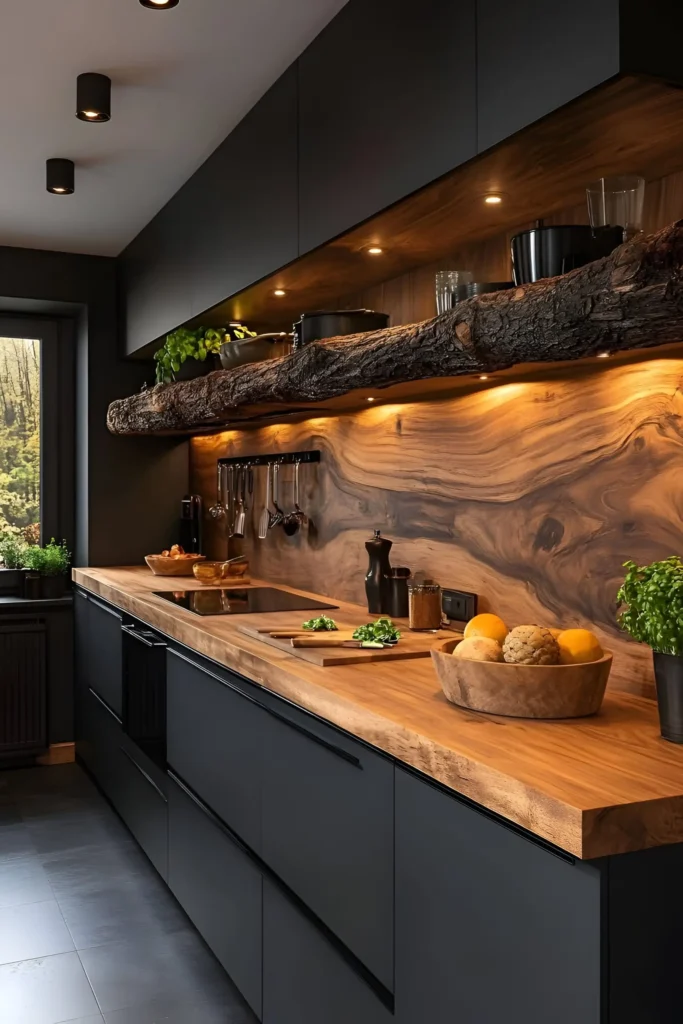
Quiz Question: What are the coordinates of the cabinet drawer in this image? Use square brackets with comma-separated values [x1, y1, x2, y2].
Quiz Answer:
[166, 649, 263, 852]
[80, 686, 124, 807]
[168, 773, 262, 1020]
[263, 880, 391, 1024]
[261, 701, 394, 991]
[116, 740, 168, 880]
[87, 597, 123, 717]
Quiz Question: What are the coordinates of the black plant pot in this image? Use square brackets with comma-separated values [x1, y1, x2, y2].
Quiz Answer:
[176, 354, 220, 381]
[23, 572, 42, 600]
[0, 567, 24, 596]
[653, 651, 683, 743]
[40, 574, 67, 599]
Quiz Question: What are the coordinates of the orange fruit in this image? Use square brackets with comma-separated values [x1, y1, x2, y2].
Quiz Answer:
[548, 627, 562, 639]
[463, 613, 508, 646]
[556, 628, 603, 665]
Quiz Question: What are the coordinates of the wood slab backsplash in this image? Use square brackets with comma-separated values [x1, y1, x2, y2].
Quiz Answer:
[191, 355, 683, 700]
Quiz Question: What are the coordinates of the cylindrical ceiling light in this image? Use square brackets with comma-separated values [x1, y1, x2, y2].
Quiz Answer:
[76, 73, 111, 122]
[139, 0, 179, 8]
[46, 159, 75, 195]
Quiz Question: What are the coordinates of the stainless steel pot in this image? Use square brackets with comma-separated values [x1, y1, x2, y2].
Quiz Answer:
[219, 333, 293, 371]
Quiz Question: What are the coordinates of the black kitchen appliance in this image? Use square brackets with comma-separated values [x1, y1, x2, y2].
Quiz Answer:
[122, 622, 167, 768]
[511, 224, 623, 284]
[155, 586, 338, 617]
[293, 309, 389, 349]
[179, 494, 202, 553]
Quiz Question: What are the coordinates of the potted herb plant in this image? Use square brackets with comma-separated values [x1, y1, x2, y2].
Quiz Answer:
[0, 532, 27, 596]
[23, 539, 71, 599]
[154, 324, 255, 384]
[617, 557, 683, 743]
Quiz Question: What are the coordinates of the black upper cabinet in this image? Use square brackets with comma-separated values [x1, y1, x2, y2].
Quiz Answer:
[476, 0, 620, 153]
[189, 66, 298, 321]
[121, 67, 298, 356]
[298, 0, 477, 254]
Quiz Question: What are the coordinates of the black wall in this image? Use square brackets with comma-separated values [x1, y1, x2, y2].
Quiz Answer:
[0, 245, 188, 567]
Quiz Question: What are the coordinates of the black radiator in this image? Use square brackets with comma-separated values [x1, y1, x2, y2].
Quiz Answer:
[0, 619, 47, 759]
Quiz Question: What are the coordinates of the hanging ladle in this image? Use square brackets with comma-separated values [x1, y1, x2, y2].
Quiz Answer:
[282, 461, 305, 536]
[208, 463, 227, 520]
[269, 462, 285, 529]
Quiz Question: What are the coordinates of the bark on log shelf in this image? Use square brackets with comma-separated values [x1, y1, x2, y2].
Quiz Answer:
[108, 222, 683, 435]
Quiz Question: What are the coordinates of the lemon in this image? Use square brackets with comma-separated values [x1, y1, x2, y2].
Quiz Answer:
[556, 628, 603, 665]
[453, 636, 503, 662]
[463, 613, 508, 646]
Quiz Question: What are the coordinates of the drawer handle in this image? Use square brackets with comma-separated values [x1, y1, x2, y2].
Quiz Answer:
[120, 747, 168, 802]
[88, 686, 122, 725]
[168, 769, 250, 857]
[122, 624, 167, 648]
[168, 648, 361, 769]
[76, 590, 88, 601]
[89, 595, 122, 620]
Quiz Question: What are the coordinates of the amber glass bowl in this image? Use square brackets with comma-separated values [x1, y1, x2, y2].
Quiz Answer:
[192, 558, 249, 586]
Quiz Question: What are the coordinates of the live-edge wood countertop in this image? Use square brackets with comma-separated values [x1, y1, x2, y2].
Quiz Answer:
[74, 565, 683, 861]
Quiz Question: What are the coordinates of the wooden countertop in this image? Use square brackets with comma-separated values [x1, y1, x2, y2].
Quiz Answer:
[73, 566, 683, 860]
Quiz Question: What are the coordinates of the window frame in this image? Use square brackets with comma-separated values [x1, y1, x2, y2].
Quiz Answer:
[0, 316, 75, 548]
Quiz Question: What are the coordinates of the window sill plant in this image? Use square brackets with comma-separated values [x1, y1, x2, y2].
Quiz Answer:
[154, 324, 256, 385]
[0, 532, 28, 596]
[23, 539, 71, 600]
[617, 557, 683, 743]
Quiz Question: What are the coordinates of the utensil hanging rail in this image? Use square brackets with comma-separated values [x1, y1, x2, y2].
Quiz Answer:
[218, 450, 321, 468]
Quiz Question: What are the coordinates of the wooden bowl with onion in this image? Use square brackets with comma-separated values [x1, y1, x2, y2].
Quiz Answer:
[145, 554, 206, 577]
[431, 637, 612, 719]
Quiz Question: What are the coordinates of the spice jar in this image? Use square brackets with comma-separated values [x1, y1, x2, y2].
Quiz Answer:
[408, 578, 442, 631]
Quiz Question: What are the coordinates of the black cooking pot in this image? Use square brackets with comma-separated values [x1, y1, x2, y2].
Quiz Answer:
[453, 281, 514, 304]
[511, 225, 623, 285]
[293, 309, 389, 349]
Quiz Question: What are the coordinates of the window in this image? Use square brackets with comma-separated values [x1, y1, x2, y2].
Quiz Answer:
[0, 317, 74, 550]
[0, 336, 40, 543]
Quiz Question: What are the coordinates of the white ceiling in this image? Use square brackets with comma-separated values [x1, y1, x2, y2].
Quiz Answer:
[0, 0, 347, 256]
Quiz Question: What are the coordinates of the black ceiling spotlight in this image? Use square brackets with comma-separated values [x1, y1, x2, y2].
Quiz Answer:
[139, 0, 180, 8]
[46, 159, 75, 195]
[76, 73, 111, 122]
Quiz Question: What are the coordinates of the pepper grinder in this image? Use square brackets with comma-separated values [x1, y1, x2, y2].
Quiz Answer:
[365, 530, 393, 614]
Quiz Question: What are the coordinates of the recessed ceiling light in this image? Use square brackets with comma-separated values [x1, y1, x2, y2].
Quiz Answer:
[76, 73, 111, 122]
[479, 374, 489, 381]
[596, 351, 611, 358]
[140, 0, 179, 7]
[273, 289, 286, 297]
[367, 397, 375, 402]
[483, 193, 503, 205]
[367, 247, 383, 255]
[46, 159, 74, 195]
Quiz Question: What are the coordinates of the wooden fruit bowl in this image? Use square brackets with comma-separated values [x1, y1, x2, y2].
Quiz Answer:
[431, 637, 612, 719]
[145, 554, 205, 577]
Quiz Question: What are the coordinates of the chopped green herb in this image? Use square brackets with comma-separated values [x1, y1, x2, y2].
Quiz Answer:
[302, 615, 338, 632]
[352, 617, 401, 644]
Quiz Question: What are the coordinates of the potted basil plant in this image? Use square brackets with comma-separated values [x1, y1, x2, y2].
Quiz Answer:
[23, 539, 71, 599]
[0, 532, 28, 596]
[154, 324, 255, 384]
[617, 557, 683, 743]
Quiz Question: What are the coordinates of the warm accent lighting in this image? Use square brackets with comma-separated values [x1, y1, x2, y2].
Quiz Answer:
[484, 193, 503, 205]
[597, 351, 611, 358]
[273, 289, 286, 297]
[367, 397, 375, 402]
[76, 73, 111, 122]
[479, 374, 489, 381]
[46, 159, 74, 195]
[367, 247, 383, 255]
[140, 0, 180, 7]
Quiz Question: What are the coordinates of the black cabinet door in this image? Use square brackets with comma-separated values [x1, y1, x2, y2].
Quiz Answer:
[85, 596, 123, 718]
[115, 739, 168, 880]
[476, 0, 620, 153]
[188, 66, 298, 320]
[260, 699, 394, 991]
[395, 769, 602, 1023]
[166, 649, 264, 852]
[168, 774, 262, 1021]
[80, 686, 125, 808]
[262, 880, 391, 1024]
[298, 0, 477, 253]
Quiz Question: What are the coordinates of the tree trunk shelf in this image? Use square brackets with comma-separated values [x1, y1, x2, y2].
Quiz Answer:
[107, 222, 683, 436]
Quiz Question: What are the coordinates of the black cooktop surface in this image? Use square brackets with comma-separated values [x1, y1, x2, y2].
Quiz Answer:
[154, 586, 338, 617]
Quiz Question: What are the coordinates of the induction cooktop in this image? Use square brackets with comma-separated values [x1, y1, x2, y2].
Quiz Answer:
[154, 586, 338, 617]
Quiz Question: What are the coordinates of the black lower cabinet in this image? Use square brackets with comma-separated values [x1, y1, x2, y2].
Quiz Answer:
[394, 768, 602, 1024]
[260, 701, 394, 991]
[167, 773, 262, 1021]
[115, 738, 168, 880]
[262, 880, 392, 1024]
[79, 686, 125, 809]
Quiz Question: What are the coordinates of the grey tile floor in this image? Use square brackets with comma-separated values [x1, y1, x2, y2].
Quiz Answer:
[0, 764, 255, 1024]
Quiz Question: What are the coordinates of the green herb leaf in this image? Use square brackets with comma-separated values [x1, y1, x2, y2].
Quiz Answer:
[616, 556, 683, 655]
[352, 617, 401, 644]
[302, 615, 338, 631]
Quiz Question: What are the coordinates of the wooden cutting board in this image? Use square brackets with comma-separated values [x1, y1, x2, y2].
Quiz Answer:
[238, 623, 458, 666]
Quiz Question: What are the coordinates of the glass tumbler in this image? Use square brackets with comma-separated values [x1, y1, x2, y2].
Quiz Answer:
[435, 270, 474, 314]
[586, 175, 645, 242]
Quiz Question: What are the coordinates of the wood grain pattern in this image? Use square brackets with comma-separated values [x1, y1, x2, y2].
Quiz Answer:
[73, 565, 683, 860]
[191, 356, 683, 700]
[108, 220, 683, 434]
